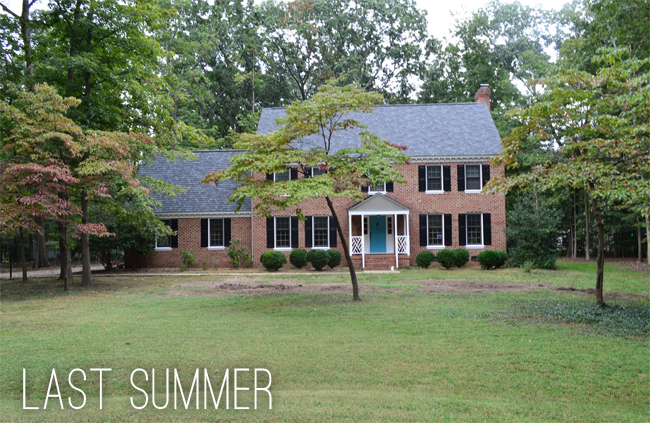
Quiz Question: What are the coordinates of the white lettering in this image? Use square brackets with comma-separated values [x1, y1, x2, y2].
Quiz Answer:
[89, 368, 111, 410]
[174, 368, 200, 409]
[22, 369, 39, 410]
[68, 369, 87, 409]
[254, 368, 272, 410]
[234, 368, 249, 410]
[43, 369, 63, 409]
[130, 369, 149, 409]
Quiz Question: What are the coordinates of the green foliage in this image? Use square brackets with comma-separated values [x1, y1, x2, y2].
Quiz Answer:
[327, 250, 342, 268]
[477, 250, 508, 270]
[523, 260, 534, 273]
[225, 238, 252, 268]
[436, 250, 456, 269]
[260, 251, 287, 271]
[505, 192, 561, 270]
[416, 251, 435, 268]
[453, 249, 470, 268]
[289, 249, 308, 269]
[306, 249, 329, 271]
[180, 249, 197, 269]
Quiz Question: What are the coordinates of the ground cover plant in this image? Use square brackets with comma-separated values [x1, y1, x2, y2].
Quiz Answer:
[1, 261, 647, 422]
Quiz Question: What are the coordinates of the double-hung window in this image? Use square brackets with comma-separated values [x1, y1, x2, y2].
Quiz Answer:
[368, 181, 386, 194]
[313, 216, 329, 248]
[208, 218, 224, 249]
[155, 219, 172, 250]
[426, 165, 443, 192]
[274, 171, 290, 182]
[311, 167, 327, 177]
[465, 165, 482, 191]
[466, 214, 483, 246]
[275, 217, 291, 248]
[427, 214, 444, 247]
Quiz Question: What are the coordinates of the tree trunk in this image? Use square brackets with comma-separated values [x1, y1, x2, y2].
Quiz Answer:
[584, 190, 590, 260]
[590, 196, 605, 305]
[35, 218, 49, 268]
[637, 218, 642, 262]
[325, 196, 360, 301]
[58, 219, 70, 291]
[572, 190, 577, 259]
[19, 229, 28, 283]
[646, 214, 649, 266]
[59, 222, 66, 279]
[81, 188, 91, 286]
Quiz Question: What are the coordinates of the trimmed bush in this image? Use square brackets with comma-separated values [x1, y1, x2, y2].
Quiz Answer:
[453, 249, 470, 267]
[260, 251, 287, 271]
[289, 249, 308, 269]
[180, 249, 197, 269]
[477, 250, 508, 270]
[416, 251, 435, 268]
[436, 249, 456, 269]
[306, 249, 330, 271]
[327, 250, 342, 268]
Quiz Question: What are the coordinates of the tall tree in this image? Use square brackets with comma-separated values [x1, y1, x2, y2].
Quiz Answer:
[488, 48, 650, 304]
[204, 81, 408, 301]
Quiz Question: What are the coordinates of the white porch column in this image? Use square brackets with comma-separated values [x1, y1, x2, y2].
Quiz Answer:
[361, 214, 365, 269]
[394, 213, 398, 268]
[348, 213, 352, 257]
[406, 213, 410, 255]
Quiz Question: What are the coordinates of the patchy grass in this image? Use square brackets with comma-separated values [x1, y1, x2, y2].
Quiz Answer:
[0, 264, 648, 422]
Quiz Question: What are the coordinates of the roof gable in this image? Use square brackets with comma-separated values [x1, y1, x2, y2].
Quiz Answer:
[348, 194, 409, 213]
[257, 102, 502, 158]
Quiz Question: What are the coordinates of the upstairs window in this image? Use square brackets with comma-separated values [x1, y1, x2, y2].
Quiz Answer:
[426, 165, 442, 191]
[465, 165, 481, 191]
[369, 181, 386, 194]
[274, 171, 290, 182]
[311, 167, 327, 177]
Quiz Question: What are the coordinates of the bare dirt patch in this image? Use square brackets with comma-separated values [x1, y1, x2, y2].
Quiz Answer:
[553, 287, 650, 299]
[163, 278, 542, 297]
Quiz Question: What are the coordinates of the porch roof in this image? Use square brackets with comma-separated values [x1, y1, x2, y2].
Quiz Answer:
[348, 194, 409, 214]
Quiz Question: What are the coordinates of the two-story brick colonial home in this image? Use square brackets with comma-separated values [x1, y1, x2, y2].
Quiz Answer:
[126, 85, 505, 270]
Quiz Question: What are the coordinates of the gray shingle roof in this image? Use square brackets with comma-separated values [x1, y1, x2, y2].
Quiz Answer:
[257, 102, 502, 157]
[139, 150, 251, 215]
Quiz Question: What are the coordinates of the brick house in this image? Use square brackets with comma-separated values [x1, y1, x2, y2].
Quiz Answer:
[126, 86, 505, 270]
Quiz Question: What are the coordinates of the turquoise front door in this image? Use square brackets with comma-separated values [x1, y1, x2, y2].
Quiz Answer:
[369, 216, 386, 253]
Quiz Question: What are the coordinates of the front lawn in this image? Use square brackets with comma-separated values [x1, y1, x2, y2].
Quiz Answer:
[1, 262, 647, 422]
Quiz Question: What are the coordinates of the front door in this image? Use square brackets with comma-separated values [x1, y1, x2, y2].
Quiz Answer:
[369, 216, 386, 253]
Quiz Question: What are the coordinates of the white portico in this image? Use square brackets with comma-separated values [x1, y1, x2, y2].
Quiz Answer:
[348, 194, 410, 269]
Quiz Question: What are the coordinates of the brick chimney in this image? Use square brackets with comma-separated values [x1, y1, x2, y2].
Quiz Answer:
[475, 84, 491, 111]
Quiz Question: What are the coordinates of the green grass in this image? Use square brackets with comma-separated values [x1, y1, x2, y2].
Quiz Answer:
[1, 262, 648, 422]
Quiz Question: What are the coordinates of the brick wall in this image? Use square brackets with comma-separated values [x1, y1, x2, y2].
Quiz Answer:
[251, 161, 506, 268]
[125, 217, 252, 269]
[127, 161, 506, 270]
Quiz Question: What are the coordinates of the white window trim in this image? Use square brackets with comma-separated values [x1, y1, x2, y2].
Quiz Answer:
[273, 170, 292, 182]
[207, 218, 225, 250]
[425, 165, 444, 194]
[311, 216, 330, 249]
[466, 213, 485, 248]
[464, 164, 483, 193]
[155, 220, 173, 251]
[274, 217, 292, 250]
[426, 214, 445, 248]
[368, 181, 387, 195]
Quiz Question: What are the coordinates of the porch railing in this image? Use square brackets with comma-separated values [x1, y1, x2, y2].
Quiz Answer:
[397, 235, 409, 254]
[351, 236, 363, 255]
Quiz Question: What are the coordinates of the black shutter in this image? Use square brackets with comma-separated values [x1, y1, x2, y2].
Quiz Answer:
[224, 218, 232, 246]
[419, 214, 427, 246]
[290, 168, 298, 180]
[305, 216, 313, 248]
[444, 214, 452, 246]
[305, 167, 312, 178]
[266, 172, 273, 181]
[418, 166, 426, 192]
[458, 214, 466, 246]
[483, 213, 492, 245]
[266, 217, 274, 248]
[386, 182, 394, 192]
[443, 166, 451, 192]
[291, 216, 298, 248]
[170, 219, 179, 248]
[457, 165, 465, 192]
[201, 219, 208, 247]
[329, 216, 337, 247]
[361, 185, 368, 193]
[482, 164, 490, 187]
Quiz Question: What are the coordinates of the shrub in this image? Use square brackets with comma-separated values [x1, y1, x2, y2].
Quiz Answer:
[226, 238, 252, 268]
[180, 249, 197, 269]
[327, 250, 342, 268]
[306, 249, 329, 271]
[436, 250, 456, 269]
[453, 249, 470, 267]
[477, 250, 508, 270]
[289, 249, 308, 269]
[260, 251, 286, 271]
[416, 251, 435, 268]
